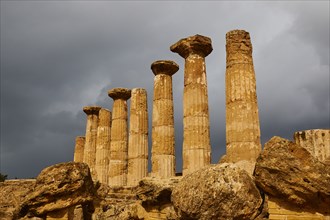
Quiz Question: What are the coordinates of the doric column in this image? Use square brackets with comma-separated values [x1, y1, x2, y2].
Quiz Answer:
[73, 136, 85, 162]
[83, 106, 101, 180]
[170, 35, 212, 175]
[127, 88, 148, 186]
[108, 88, 131, 186]
[225, 30, 261, 173]
[294, 129, 330, 162]
[150, 60, 178, 178]
[95, 108, 111, 184]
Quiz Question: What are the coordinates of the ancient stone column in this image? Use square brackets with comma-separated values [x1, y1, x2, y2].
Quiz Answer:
[294, 129, 330, 162]
[108, 88, 131, 186]
[225, 30, 261, 174]
[83, 106, 101, 180]
[150, 60, 178, 178]
[127, 88, 148, 186]
[95, 108, 111, 184]
[171, 35, 212, 175]
[73, 136, 85, 163]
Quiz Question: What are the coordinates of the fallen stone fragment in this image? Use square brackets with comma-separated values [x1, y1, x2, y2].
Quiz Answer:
[172, 163, 263, 220]
[254, 136, 330, 215]
[18, 162, 96, 218]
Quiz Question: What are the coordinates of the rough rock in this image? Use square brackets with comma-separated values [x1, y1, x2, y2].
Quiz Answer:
[172, 163, 263, 220]
[18, 162, 96, 218]
[98, 202, 146, 220]
[254, 136, 330, 214]
[0, 179, 36, 220]
[135, 177, 181, 208]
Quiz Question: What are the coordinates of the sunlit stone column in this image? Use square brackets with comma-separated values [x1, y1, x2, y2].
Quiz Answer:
[74, 136, 85, 162]
[171, 35, 212, 175]
[294, 129, 330, 162]
[150, 60, 178, 178]
[95, 108, 111, 184]
[225, 30, 261, 174]
[108, 88, 131, 186]
[127, 88, 148, 186]
[83, 106, 101, 180]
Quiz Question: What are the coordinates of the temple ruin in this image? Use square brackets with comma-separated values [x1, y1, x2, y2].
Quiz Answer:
[2, 30, 328, 220]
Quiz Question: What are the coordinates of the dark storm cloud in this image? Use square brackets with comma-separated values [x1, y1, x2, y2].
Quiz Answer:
[1, 1, 328, 178]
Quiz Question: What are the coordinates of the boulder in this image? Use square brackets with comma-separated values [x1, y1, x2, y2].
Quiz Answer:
[254, 136, 330, 214]
[0, 179, 36, 220]
[18, 162, 96, 217]
[172, 163, 263, 220]
[135, 177, 181, 208]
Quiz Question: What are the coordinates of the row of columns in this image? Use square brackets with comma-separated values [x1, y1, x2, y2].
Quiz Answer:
[73, 30, 263, 185]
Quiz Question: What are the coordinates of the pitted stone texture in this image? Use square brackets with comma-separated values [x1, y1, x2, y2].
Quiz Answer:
[108, 89, 131, 186]
[254, 136, 330, 215]
[135, 177, 181, 208]
[108, 88, 131, 100]
[294, 129, 330, 162]
[171, 34, 212, 175]
[46, 207, 75, 220]
[170, 34, 213, 59]
[0, 179, 36, 220]
[151, 60, 178, 178]
[225, 30, 261, 173]
[73, 136, 85, 163]
[83, 106, 101, 180]
[95, 108, 111, 184]
[18, 162, 95, 218]
[151, 60, 179, 76]
[172, 163, 263, 220]
[226, 30, 253, 66]
[127, 88, 148, 186]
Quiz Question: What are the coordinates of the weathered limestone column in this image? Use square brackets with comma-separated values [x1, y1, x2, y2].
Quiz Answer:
[150, 60, 178, 178]
[171, 35, 212, 175]
[73, 136, 85, 162]
[294, 129, 330, 162]
[127, 88, 148, 186]
[108, 88, 131, 186]
[95, 108, 111, 184]
[225, 30, 261, 174]
[83, 106, 101, 180]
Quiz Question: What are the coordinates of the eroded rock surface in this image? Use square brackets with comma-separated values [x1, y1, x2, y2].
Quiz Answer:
[0, 179, 35, 219]
[172, 163, 263, 220]
[18, 162, 96, 218]
[254, 136, 330, 214]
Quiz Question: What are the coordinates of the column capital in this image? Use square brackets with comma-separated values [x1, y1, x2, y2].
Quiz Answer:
[170, 34, 213, 59]
[83, 106, 102, 115]
[108, 88, 131, 100]
[151, 60, 179, 76]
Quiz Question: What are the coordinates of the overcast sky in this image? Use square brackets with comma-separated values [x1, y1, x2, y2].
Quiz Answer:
[1, 1, 329, 179]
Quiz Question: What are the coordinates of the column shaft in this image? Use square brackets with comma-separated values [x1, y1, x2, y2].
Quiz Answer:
[108, 88, 131, 187]
[152, 74, 175, 178]
[95, 108, 111, 184]
[225, 30, 261, 173]
[83, 106, 101, 180]
[183, 54, 211, 175]
[73, 136, 85, 162]
[127, 88, 148, 186]
[170, 35, 213, 176]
